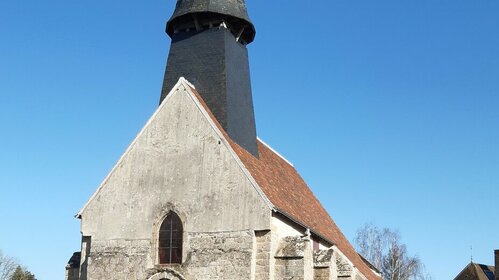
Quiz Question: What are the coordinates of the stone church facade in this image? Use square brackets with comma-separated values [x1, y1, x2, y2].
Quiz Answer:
[67, 1, 382, 280]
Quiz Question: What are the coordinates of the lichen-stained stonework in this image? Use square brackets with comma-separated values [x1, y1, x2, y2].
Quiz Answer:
[254, 230, 271, 280]
[77, 81, 271, 280]
[313, 249, 337, 280]
[336, 251, 354, 280]
[184, 231, 254, 278]
[274, 236, 314, 280]
[86, 240, 150, 279]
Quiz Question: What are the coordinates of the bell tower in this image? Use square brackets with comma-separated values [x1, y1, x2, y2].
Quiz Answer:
[160, 0, 258, 157]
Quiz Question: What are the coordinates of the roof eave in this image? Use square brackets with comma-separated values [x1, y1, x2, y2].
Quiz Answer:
[272, 208, 336, 248]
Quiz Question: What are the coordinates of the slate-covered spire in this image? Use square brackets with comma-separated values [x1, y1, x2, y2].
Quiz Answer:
[160, 0, 259, 157]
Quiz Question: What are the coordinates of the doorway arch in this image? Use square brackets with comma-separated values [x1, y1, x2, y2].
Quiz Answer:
[147, 269, 186, 280]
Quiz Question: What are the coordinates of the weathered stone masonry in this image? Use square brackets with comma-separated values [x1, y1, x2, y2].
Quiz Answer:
[67, 0, 383, 279]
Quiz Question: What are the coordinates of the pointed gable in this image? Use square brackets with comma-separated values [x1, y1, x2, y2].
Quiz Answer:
[77, 79, 271, 237]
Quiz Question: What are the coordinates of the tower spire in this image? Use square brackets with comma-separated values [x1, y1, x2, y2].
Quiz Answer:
[160, 0, 259, 157]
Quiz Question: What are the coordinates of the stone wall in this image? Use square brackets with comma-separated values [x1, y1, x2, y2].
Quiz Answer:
[274, 236, 313, 280]
[65, 268, 79, 280]
[313, 248, 337, 280]
[85, 239, 151, 280]
[275, 258, 306, 280]
[314, 268, 330, 280]
[336, 251, 354, 280]
[65, 252, 81, 280]
[182, 230, 254, 279]
[82, 230, 256, 280]
[65, 266, 80, 280]
[76, 215, 372, 280]
[255, 230, 271, 280]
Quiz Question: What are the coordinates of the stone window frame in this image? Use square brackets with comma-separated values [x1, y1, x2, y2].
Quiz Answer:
[152, 203, 188, 268]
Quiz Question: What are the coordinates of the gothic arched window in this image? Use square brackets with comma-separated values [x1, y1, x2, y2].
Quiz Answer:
[159, 212, 183, 264]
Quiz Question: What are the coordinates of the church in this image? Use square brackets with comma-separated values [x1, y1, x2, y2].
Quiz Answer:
[66, 1, 382, 279]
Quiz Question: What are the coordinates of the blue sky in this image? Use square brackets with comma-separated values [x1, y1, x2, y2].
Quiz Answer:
[0, 0, 497, 279]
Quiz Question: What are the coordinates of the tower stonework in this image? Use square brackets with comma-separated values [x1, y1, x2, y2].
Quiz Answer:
[160, 0, 258, 157]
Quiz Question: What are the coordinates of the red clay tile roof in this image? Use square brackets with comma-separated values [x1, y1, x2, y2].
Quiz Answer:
[231, 140, 380, 280]
[189, 84, 380, 280]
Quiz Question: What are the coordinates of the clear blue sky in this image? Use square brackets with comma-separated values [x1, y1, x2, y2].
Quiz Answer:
[0, 0, 497, 279]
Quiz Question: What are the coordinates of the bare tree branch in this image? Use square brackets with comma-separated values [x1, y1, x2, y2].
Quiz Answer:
[0, 250, 18, 280]
[354, 223, 431, 280]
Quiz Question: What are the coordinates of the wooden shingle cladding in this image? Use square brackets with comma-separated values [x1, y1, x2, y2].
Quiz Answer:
[187, 84, 381, 280]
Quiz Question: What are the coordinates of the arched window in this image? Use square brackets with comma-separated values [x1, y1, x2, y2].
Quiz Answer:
[159, 212, 183, 264]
